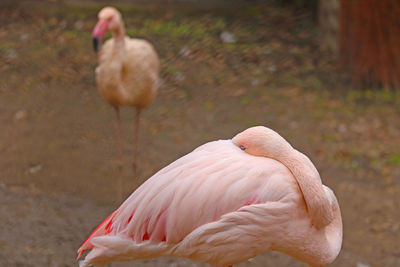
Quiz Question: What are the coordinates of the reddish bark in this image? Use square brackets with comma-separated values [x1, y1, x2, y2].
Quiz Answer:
[339, 0, 400, 89]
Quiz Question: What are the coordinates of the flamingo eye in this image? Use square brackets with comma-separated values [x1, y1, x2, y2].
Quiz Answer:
[239, 145, 246, 151]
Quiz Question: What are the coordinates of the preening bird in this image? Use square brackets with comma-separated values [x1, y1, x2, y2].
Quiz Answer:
[92, 6, 160, 194]
[78, 126, 342, 267]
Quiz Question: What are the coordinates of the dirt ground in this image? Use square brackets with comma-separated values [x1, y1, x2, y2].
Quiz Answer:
[0, 0, 399, 266]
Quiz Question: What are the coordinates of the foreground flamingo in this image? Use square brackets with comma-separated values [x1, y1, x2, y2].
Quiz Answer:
[92, 6, 160, 192]
[78, 126, 342, 267]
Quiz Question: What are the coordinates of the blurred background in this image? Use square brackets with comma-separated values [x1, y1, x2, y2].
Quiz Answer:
[0, 0, 399, 266]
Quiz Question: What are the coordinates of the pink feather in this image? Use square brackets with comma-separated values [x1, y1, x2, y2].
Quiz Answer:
[78, 126, 342, 267]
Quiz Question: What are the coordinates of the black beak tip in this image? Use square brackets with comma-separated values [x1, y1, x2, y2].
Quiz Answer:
[92, 37, 99, 53]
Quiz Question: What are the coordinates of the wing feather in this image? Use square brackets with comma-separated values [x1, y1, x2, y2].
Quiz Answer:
[78, 140, 300, 258]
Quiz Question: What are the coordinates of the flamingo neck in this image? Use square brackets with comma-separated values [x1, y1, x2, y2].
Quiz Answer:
[278, 194, 343, 266]
[274, 149, 334, 229]
[111, 22, 126, 51]
[232, 126, 334, 229]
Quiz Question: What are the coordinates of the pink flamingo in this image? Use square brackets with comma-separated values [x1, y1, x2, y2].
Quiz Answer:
[78, 126, 342, 267]
[92, 7, 160, 193]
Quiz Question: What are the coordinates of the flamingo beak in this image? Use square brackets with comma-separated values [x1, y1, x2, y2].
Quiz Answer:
[92, 19, 109, 52]
[92, 37, 99, 52]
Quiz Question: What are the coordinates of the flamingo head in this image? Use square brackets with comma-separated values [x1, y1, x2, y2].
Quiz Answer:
[232, 126, 292, 158]
[92, 6, 122, 52]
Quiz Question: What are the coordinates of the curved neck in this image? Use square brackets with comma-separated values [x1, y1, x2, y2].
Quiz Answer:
[111, 22, 126, 52]
[280, 198, 343, 266]
[272, 149, 334, 229]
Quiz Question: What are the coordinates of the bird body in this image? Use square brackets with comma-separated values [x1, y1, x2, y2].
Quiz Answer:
[78, 126, 342, 267]
[96, 37, 159, 108]
[92, 6, 160, 186]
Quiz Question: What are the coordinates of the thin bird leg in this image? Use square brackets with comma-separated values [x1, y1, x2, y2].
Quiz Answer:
[132, 107, 141, 179]
[114, 106, 123, 203]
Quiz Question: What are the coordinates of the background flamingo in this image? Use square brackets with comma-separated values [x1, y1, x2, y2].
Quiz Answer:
[92, 6, 160, 198]
[78, 126, 342, 267]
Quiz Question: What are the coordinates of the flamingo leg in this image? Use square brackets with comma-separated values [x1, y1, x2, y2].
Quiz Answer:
[114, 106, 123, 203]
[133, 107, 141, 179]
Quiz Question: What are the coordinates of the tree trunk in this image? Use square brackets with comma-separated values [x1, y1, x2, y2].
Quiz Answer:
[339, 0, 400, 89]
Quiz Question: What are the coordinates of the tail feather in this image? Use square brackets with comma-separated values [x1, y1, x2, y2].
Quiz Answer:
[81, 236, 170, 265]
[77, 211, 118, 259]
